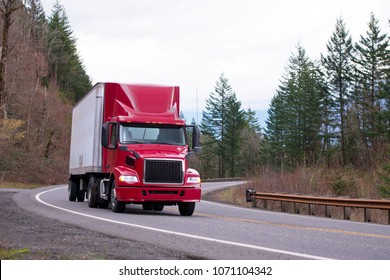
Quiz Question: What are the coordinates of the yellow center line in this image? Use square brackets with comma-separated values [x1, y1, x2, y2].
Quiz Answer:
[194, 212, 390, 240]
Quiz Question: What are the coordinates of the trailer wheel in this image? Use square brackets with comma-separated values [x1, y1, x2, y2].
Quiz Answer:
[68, 179, 78, 201]
[110, 182, 125, 213]
[178, 202, 195, 216]
[87, 177, 99, 208]
[77, 190, 85, 202]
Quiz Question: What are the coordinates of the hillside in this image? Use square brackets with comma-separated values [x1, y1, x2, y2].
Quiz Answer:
[0, 1, 91, 185]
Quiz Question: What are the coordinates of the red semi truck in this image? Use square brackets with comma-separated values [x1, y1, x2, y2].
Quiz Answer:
[68, 83, 202, 216]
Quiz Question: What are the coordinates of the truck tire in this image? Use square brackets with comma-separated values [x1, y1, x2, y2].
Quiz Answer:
[110, 182, 125, 213]
[87, 177, 99, 208]
[68, 179, 78, 201]
[178, 202, 195, 216]
[77, 190, 85, 202]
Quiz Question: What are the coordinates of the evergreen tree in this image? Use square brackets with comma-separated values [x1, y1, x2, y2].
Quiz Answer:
[266, 44, 324, 168]
[200, 73, 246, 177]
[198, 134, 218, 178]
[316, 66, 333, 167]
[26, 0, 47, 43]
[245, 108, 261, 134]
[382, 20, 390, 142]
[223, 93, 246, 177]
[241, 108, 263, 174]
[201, 73, 233, 177]
[321, 17, 354, 166]
[46, 1, 91, 103]
[266, 91, 287, 168]
[354, 13, 390, 151]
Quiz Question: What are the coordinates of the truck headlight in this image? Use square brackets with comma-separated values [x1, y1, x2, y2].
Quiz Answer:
[187, 176, 201, 184]
[119, 175, 139, 183]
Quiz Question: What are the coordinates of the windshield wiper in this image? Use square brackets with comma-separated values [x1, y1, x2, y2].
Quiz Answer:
[156, 142, 176, 145]
[125, 140, 143, 144]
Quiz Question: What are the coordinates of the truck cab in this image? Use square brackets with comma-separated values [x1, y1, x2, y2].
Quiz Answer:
[68, 83, 202, 216]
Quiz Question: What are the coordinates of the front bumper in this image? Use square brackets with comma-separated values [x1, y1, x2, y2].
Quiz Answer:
[115, 185, 201, 203]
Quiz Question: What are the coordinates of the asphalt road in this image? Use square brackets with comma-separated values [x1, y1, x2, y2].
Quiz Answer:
[13, 182, 390, 260]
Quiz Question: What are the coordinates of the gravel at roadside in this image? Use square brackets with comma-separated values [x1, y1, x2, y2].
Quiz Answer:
[0, 191, 196, 260]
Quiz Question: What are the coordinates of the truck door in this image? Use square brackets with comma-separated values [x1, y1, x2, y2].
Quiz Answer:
[102, 122, 118, 174]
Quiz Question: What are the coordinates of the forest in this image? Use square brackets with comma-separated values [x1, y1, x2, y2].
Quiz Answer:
[0, 0, 91, 184]
[0, 1, 389, 199]
[197, 14, 390, 199]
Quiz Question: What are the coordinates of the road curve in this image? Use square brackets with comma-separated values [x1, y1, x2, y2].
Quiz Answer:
[13, 182, 390, 260]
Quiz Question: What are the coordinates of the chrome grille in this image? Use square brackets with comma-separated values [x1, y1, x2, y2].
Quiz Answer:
[144, 159, 183, 184]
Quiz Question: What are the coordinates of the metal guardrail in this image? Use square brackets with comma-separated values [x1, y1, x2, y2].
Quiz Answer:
[246, 189, 390, 224]
[202, 177, 242, 183]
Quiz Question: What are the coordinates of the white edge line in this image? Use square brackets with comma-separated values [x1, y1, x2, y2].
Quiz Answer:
[35, 186, 332, 260]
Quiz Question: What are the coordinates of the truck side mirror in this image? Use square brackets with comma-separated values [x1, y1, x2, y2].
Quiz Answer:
[192, 126, 202, 154]
[102, 123, 109, 147]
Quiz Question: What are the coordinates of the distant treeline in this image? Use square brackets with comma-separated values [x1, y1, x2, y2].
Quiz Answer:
[195, 14, 390, 182]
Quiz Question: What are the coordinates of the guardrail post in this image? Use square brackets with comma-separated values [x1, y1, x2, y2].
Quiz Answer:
[388, 210, 390, 225]
[309, 204, 314, 215]
[294, 202, 300, 214]
[364, 208, 371, 223]
[343, 207, 351, 220]
[281, 201, 286, 212]
[326, 205, 332, 217]
[245, 189, 255, 202]
[246, 189, 258, 207]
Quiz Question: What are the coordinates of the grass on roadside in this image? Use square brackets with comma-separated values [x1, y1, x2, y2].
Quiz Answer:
[0, 182, 41, 189]
[0, 248, 30, 260]
[0, 246, 110, 260]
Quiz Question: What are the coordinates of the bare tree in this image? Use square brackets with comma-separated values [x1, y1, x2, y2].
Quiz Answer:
[0, 0, 22, 119]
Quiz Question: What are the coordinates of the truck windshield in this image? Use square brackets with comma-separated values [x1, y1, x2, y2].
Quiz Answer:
[119, 124, 186, 146]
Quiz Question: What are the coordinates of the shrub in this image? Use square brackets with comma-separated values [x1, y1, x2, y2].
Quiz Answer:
[377, 163, 390, 198]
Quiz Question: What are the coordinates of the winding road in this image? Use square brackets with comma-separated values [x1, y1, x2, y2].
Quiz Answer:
[13, 182, 390, 260]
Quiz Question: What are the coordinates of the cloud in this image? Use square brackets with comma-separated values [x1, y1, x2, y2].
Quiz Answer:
[41, 0, 390, 114]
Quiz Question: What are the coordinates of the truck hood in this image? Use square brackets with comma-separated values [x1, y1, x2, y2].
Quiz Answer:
[127, 144, 188, 160]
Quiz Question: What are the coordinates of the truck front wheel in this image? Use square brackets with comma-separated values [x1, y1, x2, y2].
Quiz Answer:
[110, 182, 126, 213]
[178, 202, 195, 216]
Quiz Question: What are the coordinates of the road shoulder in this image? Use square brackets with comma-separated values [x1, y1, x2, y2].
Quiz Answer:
[0, 190, 196, 259]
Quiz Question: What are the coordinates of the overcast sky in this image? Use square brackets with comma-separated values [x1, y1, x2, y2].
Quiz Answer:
[40, 0, 389, 122]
